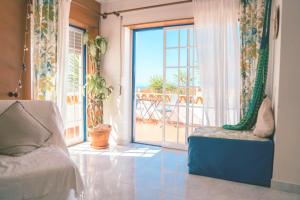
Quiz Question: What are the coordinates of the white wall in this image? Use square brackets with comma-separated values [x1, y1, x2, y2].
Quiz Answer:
[100, 0, 193, 144]
[271, 0, 300, 192]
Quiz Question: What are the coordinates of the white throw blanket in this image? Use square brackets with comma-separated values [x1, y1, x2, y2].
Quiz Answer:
[0, 100, 84, 200]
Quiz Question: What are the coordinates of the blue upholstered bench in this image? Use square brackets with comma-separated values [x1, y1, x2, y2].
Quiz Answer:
[188, 127, 274, 187]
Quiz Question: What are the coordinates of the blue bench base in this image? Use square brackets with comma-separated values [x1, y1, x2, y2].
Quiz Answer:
[188, 136, 274, 187]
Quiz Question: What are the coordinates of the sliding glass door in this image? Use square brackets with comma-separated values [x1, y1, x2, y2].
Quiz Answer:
[64, 26, 86, 146]
[162, 26, 201, 149]
[133, 25, 201, 149]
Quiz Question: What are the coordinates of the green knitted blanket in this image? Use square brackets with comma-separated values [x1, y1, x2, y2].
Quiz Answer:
[223, 0, 272, 130]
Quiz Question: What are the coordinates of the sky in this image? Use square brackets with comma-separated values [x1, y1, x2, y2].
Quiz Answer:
[134, 28, 164, 88]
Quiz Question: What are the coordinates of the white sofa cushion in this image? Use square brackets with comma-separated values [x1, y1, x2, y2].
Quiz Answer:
[0, 101, 52, 156]
[254, 97, 275, 138]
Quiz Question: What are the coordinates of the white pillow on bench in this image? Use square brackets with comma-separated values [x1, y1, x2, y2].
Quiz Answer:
[254, 97, 275, 138]
[0, 101, 52, 156]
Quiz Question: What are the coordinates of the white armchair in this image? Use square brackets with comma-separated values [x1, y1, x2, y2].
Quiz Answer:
[0, 100, 84, 200]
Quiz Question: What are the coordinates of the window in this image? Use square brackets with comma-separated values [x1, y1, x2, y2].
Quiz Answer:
[64, 26, 86, 146]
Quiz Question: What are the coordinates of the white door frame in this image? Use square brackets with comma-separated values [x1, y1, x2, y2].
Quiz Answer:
[162, 25, 193, 150]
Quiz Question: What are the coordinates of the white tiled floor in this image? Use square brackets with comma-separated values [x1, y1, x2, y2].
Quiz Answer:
[69, 143, 300, 200]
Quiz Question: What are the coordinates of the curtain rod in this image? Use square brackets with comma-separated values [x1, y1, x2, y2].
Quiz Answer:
[100, 0, 193, 19]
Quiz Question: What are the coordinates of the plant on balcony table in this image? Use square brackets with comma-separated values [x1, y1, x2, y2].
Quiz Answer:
[84, 33, 113, 149]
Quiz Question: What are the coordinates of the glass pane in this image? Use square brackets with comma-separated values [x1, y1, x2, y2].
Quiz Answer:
[166, 29, 178, 48]
[178, 90, 188, 145]
[165, 93, 178, 106]
[195, 56, 198, 66]
[178, 105, 186, 145]
[178, 88, 187, 105]
[188, 103, 202, 136]
[189, 29, 194, 46]
[191, 48, 198, 67]
[165, 105, 178, 143]
[135, 29, 163, 92]
[134, 28, 164, 145]
[166, 49, 178, 66]
[178, 68, 187, 87]
[189, 48, 194, 66]
[180, 29, 188, 47]
[180, 48, 188, 66]
[166, 67, 178, 88]
[190, 67, 201, 87]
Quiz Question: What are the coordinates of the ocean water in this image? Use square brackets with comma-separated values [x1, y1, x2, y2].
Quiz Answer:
[135, 83, 149, 89]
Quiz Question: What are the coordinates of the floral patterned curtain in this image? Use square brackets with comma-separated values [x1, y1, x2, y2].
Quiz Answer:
[240, 0, 266, 116]
[223, 0, 272, 130]
[32, 0, 59, 101]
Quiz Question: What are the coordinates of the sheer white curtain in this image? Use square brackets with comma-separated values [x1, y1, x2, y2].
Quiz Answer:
[193, 0, 240, 126]
[57, 0, 72, 123]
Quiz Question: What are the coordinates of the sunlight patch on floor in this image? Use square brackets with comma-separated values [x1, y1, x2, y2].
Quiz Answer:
[69, 142, 161, 158]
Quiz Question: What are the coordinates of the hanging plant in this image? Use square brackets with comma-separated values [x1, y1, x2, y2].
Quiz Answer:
[95, 36, 108, 55]
[84, 32, 108, 72]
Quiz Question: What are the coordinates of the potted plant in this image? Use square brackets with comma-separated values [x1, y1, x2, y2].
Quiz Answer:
[84, 33, 113, 149]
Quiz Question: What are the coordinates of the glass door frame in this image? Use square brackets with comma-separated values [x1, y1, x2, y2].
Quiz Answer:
[65, 25, 87, 146]
[131, 24, 193, 150]
[131, 27, 163, 147]
[162, 25, 194, 150]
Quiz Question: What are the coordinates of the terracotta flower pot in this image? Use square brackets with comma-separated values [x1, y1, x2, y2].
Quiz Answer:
[88, 124, 112, 149]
